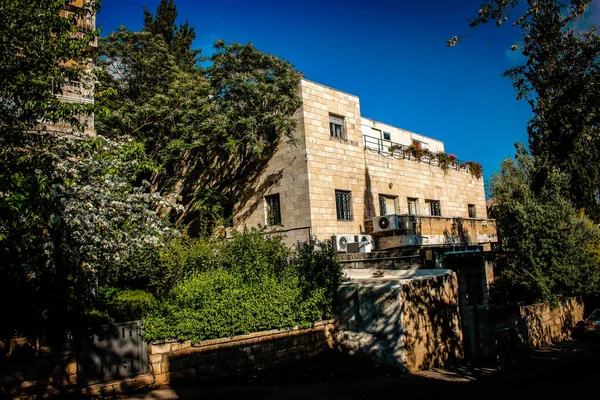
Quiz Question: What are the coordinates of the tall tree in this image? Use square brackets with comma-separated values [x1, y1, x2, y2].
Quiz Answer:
[488, 144, 600, 304]
[452, 0, 600, 219]
[143, 0, 200, 68]
[97, 7, 303, 235]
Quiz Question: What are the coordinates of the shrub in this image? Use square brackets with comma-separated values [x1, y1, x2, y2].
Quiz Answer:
[142, 230, 341, 343]
[107, 290, 156, 322]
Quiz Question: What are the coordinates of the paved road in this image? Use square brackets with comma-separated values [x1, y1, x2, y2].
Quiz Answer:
[125, 338, 600, 399]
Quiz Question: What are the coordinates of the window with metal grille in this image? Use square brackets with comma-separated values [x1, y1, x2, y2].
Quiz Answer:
[335, 190, 353, 221]
[379, 195, 397, 216]
[329, 115, 345, 139]
[468, 204, 477, 218]
[425, 199, 441, 216]
[265, 194, 281, 225]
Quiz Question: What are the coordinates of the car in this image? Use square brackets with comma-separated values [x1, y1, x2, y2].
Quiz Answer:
[584, 309, 600, 335]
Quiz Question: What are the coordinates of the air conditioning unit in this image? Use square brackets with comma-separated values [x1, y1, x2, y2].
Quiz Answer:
[357, 234, 374, 252]
[332, 234, 358, 253]
[373, 215, 399, 232]
[399, 215, 418, 231]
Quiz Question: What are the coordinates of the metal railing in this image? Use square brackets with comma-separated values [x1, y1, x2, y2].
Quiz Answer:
[362, 135, 471, 172]
[52, 79, 94, 104]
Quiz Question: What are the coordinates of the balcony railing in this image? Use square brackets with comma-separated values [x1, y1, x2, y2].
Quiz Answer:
[363, 135, 471, 172]
[53, 79, 94, 104]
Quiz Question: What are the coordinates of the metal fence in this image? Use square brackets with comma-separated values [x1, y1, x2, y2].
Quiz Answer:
[77, 320, 148, 386]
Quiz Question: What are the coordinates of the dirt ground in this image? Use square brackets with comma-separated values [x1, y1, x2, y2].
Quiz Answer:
[125, 337, 600, 400]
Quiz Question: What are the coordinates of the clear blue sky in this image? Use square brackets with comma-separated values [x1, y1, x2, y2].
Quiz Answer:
[97, 0, 538, 188]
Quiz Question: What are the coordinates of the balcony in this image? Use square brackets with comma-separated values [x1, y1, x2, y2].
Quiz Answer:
[53, 79, 94, 105]
[363, 135, 474, 174]
[366, 214, 497, 249]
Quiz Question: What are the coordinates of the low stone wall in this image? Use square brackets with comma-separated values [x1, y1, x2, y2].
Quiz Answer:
[520, 297, 584, 348]
[335, 270, 463, 372]
[149, 320, 335, 386]
[0, 339, 77, 398]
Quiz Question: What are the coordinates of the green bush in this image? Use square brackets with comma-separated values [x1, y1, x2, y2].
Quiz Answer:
[107, 290, 156, 322]
[142, 229, 342, 343]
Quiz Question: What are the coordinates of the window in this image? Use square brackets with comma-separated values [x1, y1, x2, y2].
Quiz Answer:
[379, 195, 398, 216]
[412, 139, 428, 149]
[329, 115, 345, 138]
[468, 204, 477, 218]
[335, 190, 353, 221]
[425, 199, 441, 216]
[265, 194, 281, 225]
[407, 198, 418, 215]
[383, 132, 391, 140]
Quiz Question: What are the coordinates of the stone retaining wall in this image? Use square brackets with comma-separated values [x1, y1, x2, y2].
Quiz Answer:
[335, 270, 463, 373]
[521, 297, 584, 348]
[148, 320, 335, 386]
[0, 339, 77, 398]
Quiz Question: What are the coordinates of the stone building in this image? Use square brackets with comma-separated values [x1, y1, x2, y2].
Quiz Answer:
[232, 78, 497, 251]
[49, 0, 96, 135]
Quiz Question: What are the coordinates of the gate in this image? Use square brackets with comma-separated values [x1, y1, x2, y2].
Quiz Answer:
[77, 320, 148, 385]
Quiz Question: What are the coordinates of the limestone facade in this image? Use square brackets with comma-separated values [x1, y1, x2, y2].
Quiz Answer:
[233, 79, 495, 247]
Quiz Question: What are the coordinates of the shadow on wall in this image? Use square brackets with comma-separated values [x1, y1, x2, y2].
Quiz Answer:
[334, 272, 463, 372]
[364, 166, 376, 220]
[443, 218, 471, 245]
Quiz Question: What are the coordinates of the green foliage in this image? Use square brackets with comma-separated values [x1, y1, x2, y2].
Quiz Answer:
[143, 229, 341, 343]
[465, 161, 483, 179]
[143, 0, 200, 69]
[107, 290, 156, 322]
[456, 0, 600, 219]
[96, 2, 303, 235]
[488, 145, 600, 304]
[0, 0, 99, 134]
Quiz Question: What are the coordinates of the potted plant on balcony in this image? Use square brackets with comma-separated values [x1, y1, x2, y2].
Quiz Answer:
[436, 151, 453, 174]
[404, 142, 424, 160]
[464, 161, 483, 179]
[388, 143, 402, 154]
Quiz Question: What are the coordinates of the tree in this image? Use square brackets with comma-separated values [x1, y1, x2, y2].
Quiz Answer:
[452, 0, 600, 220]
[0, 0, 98, 136]
[143, 0, 200, 69]
[0, 0, 181, 338]
[96, 2, 303, 235]
[488, 144, 600, 304]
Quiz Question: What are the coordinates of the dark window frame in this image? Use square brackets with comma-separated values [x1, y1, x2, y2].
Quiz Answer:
[468, 204, 477, 218]
[426, 199, 441, 216]
[265, 194, 282, 226]
[329, 114, 345, 139]
[335, 190, 353, 221]
[383, 131, 391, 140]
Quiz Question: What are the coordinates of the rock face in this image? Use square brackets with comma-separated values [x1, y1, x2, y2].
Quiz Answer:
[335, 270, 463, 372]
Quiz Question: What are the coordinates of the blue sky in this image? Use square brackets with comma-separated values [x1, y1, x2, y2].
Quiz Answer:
[97, 0, 546, 188]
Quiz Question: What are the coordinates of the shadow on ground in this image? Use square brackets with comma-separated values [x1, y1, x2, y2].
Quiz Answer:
[125, 336, 600, 400]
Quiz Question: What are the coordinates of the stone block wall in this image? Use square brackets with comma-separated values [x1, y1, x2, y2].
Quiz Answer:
[335, 270, 463, 373]
[400, 272, 463, 371]
[0, 339, 77, 398]
[232, 78, 494, 246]
[520, 297, 584, 348]
[148, 320, 335, 386]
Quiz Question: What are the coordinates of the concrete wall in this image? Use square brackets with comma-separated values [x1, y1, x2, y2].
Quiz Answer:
[148, 320, 335, 386]
[334, 270, 463, 372]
